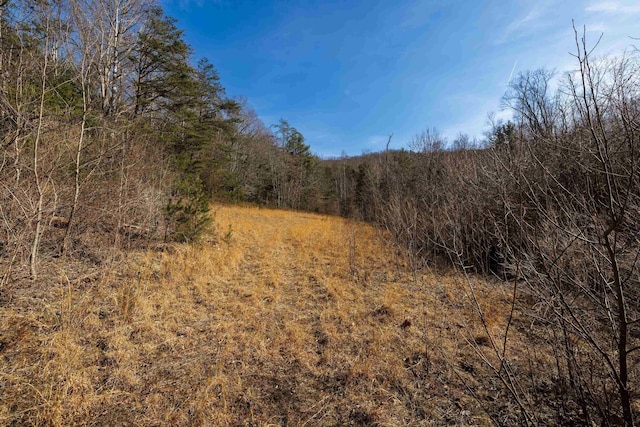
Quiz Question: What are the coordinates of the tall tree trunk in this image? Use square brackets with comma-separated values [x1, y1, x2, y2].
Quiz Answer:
[61, 108, 87, 255]
[30, 15, 51, 280]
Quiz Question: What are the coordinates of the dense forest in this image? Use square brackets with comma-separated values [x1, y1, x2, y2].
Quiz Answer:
[1, 0, 639, 425]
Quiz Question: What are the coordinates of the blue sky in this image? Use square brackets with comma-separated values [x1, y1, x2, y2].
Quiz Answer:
[160, 0, 640, 157]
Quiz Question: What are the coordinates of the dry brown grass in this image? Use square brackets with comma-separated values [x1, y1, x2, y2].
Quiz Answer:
[1, 205, 534, 426]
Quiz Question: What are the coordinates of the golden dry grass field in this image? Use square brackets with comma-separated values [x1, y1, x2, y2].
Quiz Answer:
[1, 205, 529, 426]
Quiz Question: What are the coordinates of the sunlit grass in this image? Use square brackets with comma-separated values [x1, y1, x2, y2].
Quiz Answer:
[0, 204, 530, 425]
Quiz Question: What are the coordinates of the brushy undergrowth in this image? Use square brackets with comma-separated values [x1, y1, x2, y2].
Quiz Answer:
[1, 205, 535, 426]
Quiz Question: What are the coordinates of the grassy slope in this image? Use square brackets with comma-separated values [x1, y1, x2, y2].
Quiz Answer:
[1, 205, 524, 426]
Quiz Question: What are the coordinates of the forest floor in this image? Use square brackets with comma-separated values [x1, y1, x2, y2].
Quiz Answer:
[1, 205, 535, 426]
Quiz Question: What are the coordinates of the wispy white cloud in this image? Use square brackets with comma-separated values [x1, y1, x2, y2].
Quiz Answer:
[499, 1, 556, 44]
[587, 22, 609, 33]
[582, 1, 640, 54]
[586, 1, 640, 14]
[506, 60, 518, 86]
[503, 8, 542, 38]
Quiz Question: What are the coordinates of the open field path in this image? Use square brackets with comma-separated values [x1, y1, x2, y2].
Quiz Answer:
[1, 205, 519, 426]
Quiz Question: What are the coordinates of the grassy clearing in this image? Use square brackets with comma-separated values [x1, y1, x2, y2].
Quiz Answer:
[1, 205, 526, 425]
